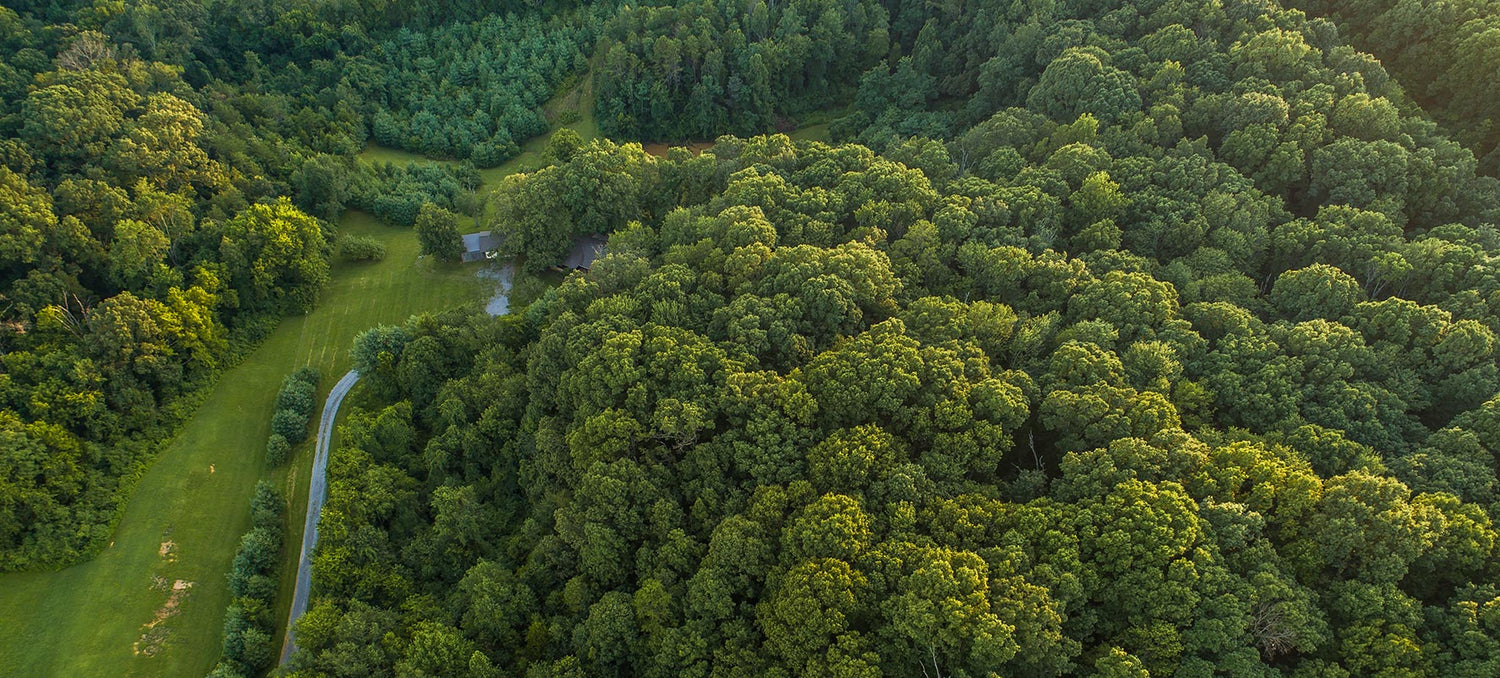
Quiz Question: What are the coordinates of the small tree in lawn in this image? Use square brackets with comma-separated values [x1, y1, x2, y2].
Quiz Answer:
[415, 202, 464, 262]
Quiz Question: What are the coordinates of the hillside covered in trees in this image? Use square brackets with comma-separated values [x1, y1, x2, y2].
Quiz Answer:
[285, 0, 1500, 673]
[291, 136, 1500, 677]
[5, 0, 1500, 676]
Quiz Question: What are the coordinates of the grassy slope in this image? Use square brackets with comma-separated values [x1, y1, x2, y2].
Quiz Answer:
[0, 214, 487, 678]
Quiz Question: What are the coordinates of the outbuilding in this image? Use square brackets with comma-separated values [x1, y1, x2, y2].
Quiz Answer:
[561, 234, 607, 271]
[460, 231, 503, 263]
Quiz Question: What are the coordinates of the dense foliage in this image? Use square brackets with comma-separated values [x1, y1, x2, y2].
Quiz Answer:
[9, 0, 1500, 674]
[292, 126, 1500, 677]
[593, 0, 888, 138]
[0, 12, 337, 568]
[208, 481, 286, 678]
[1289, 0, 1500, 172]
[0, 0, 583, 570]
[366, 10, 604, 164]
[339, 235, 387, 262]
[416, 203, 467, 263]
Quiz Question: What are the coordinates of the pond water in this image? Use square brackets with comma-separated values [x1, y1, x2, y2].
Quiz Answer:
[477, 261, 515, 316]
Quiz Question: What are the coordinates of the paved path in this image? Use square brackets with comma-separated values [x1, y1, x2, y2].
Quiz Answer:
[279, 368, 359, 665]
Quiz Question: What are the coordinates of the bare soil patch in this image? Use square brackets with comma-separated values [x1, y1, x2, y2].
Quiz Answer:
[132, 580, 194, 656]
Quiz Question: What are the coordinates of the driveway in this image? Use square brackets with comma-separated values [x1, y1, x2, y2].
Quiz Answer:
[278, 368, 359, 665]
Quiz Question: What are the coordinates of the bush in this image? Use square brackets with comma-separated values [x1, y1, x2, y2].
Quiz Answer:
[265, 434, 291, 466]
[228, 528, 280, 596]
[340, 234, 387, 261]
[219, 604, 250, 658]
[275, 386, 314, 421]
[238, 627, 274, 673]
[270, 368, 321, 448]
[276, 372, 318, 418]
[250, 481, 283, 529]
[289, 366, 321, 386]
[270, 408, 307, 443]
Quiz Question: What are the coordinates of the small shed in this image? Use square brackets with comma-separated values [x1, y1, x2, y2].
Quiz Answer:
[461, 231, 503, 263]
[562, 234, 607, 271]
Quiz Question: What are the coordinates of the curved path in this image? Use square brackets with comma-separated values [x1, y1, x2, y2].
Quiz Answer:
[279, 369, 360, 665]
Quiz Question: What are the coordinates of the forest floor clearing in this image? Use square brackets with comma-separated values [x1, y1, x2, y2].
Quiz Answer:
[0, 213, 487, 677]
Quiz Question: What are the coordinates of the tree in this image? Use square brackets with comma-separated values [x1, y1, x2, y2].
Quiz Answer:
[108, 93, 219, 193]
[218, 198, 330, 314]
[415, 202, 465, 262]
[0, 167, 54, 281]
[20, 69, 137, 170]
[782, 494, 872, 562]
[759, 558, 867, 667]
[1270, 264, 1364, 322]
[1027, 48, 1142, 124]
[1293, 472, 1427, 584]
[882, 546, 1019, 676]
[546, 128, 585, 164]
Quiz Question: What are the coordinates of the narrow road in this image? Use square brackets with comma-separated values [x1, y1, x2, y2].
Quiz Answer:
[279, 368, 360, 665]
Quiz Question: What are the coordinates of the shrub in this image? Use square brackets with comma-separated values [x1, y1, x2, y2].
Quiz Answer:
[289, 366, 321, 386]
[270, 368, 321, 448]
[238, 627, 274, 673]
[270, 408, 306, 443]
[228, 528, 280, 596]
[265, 434, 291, 466]
[340, 234, 387, 261]
[275, 374, 318, 418]
[250, 481, 283, 529]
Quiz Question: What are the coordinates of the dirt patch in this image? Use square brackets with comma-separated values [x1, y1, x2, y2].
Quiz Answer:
[133, 579, 193, 656]
[158, 540, 174, 557]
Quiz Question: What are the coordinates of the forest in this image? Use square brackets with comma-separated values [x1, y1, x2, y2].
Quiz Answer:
[289, 0, 1500, 672]
[292, 133, 1500, 677]
[2, 0, 1500, 676]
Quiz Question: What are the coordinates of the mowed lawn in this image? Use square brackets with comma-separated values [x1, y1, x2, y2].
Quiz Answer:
[0, 213, 489, 678]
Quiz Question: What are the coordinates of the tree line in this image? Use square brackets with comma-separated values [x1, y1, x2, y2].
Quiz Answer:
[592, 0, 888, 139]
[0, 1, 357, 570]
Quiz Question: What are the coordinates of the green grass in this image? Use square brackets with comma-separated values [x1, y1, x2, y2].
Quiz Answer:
[0, 213, 489, 678]
[787, 122, 832, 143]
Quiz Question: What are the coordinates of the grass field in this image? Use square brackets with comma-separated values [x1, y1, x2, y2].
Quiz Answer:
[0, 213, 490, 678]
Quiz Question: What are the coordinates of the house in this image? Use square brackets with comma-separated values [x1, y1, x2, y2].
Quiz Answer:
[460, 231, 503, 263]
[561, 234, 607, 271]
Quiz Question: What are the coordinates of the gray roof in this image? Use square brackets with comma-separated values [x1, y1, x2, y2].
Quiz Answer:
[563, 234, 607, 270]
[460, 231, 503, 263]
